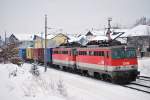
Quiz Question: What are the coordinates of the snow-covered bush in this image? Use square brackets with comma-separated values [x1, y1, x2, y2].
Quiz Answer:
[57, 79, 67, 97]
[9, 67, 17, 78]
[30, 63, 40, 76]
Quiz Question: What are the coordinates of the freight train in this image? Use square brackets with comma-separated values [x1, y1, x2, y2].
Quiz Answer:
[18, 42, 139, 84]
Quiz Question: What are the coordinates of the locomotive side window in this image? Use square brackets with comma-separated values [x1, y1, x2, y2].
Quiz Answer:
[98, 51, 101, 56]
[106, 51, 109, 58]
[53, 50, 54, 54]
[53, 50, 58, 54]
[89, 51, 94, 56]
[78, 51, 81, 55]
[78, 51, 80, 55]
[83, 51, 87, 55]
[88, 51, 105, 56]
[79, 51, 87, 55]
[62, 51, 68, 54]
[58, 50, 61, 54]
[94, 51, 98, 56]
[78, 50, 106, 56]
[101, 51, 104, 56]
[70, 51, 71, 56]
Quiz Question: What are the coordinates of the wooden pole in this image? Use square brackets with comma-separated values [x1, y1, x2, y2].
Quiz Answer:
[44, 15, 47, 72]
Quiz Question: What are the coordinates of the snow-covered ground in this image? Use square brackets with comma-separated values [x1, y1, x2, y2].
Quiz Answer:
[138, 57, 150, 77]
[0, 57, 150, 100]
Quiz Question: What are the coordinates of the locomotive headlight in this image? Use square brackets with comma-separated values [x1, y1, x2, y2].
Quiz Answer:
[115, 66, 120, 70]
[131, 65, 138, 69]
[131, 66, 134, 68]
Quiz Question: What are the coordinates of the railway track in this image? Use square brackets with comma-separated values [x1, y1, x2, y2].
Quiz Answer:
[122, 76, 150, 94]
[137, 76, 150, 81]
[122, 85, 150, 94]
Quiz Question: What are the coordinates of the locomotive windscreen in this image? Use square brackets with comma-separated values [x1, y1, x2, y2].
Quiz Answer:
[111, 47, 136, 59]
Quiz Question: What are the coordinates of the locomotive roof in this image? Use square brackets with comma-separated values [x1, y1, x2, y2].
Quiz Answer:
[77, 45, 135, 50]
[53, 45, 135, 50]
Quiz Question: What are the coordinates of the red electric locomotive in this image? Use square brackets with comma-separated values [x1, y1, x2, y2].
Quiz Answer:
[76, 45, 139, 83]
[52, 47, 76, 70]
[52, 44, 139, 83]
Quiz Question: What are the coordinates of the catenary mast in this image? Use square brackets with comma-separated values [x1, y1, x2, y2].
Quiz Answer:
[44, 15, 47, 72]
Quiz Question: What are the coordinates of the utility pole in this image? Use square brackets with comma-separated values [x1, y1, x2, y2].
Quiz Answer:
[41, 32, 43, 48]
[106, 17, 112, 41]
[44, 15, 47, 72]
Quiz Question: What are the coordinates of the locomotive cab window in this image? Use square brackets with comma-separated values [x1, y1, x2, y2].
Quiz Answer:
[112, 48, 136, 59]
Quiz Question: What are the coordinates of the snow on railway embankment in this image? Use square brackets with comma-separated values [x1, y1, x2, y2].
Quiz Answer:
[0, 57, 150, 100]
[138, 57, 150, 77]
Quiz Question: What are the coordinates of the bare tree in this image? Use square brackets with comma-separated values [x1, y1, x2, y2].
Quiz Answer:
[112, 23, 122, 29]
[133, 17, 150, 27]
[147, 27, 150, 52]
[147, 19, 150, 26]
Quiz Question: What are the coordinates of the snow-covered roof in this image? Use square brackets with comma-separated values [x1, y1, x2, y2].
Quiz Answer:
[13, 33, 34, 41]
[34, 33, 55, 40]
[91, 35, 108, 41]
[91, 30, 105, 36]
[90, 29, 128, 39]
[124, 25, 150, 37]
[112, 29, 129, 33]
[91, 29, 128, 36]
[68, 36, 78, 42]
[47, 34, 55, 39]
[77, 35, 86, 41]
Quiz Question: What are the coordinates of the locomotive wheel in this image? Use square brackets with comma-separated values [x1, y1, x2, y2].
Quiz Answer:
[94, 72, 100, 79]
[82, 70, 89, 77]
[102, 74, 112, 82]
[59, 66, 63, 70]
[106, 75, 112, 82]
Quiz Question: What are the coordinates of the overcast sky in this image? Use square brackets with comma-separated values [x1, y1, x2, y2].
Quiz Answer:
[0, 0, 150, 35]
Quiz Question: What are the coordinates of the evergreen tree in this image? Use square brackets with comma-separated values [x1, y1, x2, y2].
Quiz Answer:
[0, 43, 22, 65]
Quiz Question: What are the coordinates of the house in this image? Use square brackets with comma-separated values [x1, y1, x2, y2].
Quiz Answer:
[85, 31, 93, 36]
[34, 33, 69, 48]
[14, 33, 34, 48]
[124, 25, 150, 48]
[124, 25, 150, 56]
[34, 35, 44, 48]
[49, 33, 69, 47]
[85, 31, 95, 41]
[6, 34, 20, 45]
[19, 40, 34, 48]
